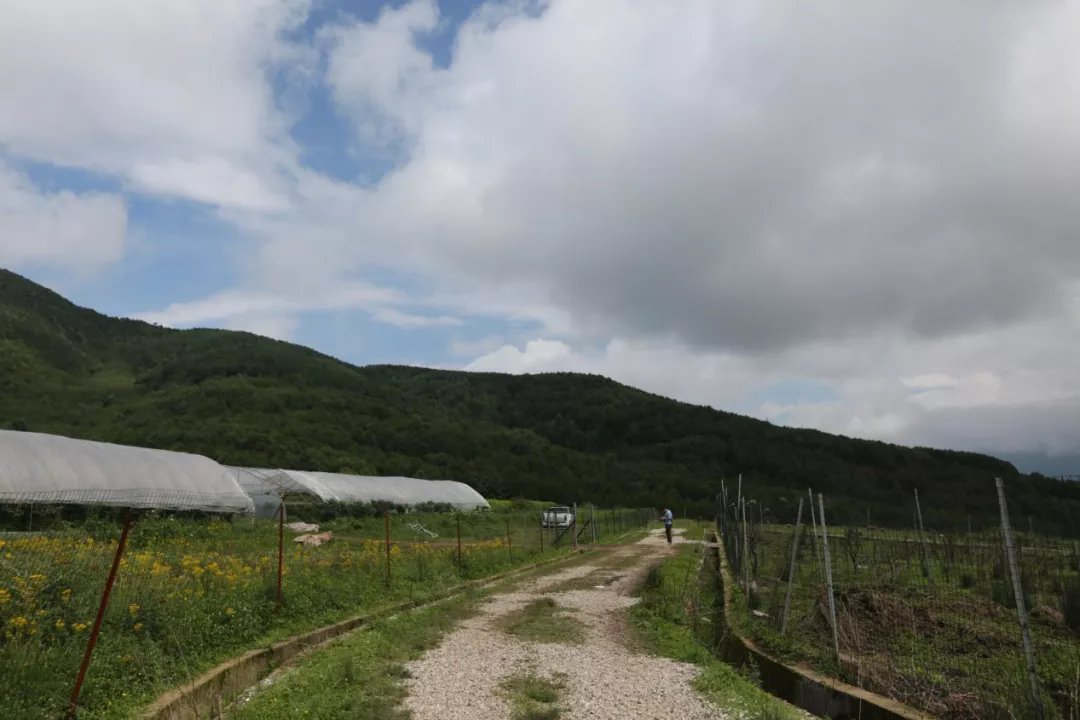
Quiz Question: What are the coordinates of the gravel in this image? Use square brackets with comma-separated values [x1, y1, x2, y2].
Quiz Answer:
[404, 529, 729, 720]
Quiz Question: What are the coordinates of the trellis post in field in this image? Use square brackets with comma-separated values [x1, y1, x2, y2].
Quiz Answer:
[914, 488, 931, 581]
[741, 497, 751, 598]
[572, 502, 578, 550]
[735, 475, 743, 575]
[276, 501, 285, 609]
[780, 497, 804, 636]
[818, 493, 840, 665]
[67, 510, 134, 720]
[539, 513, 544, 553]
[456, 513, 463, 567]
[384, 509, 392, 585]
[505, 519, 512, 561]
[996, 477, 1046, 720]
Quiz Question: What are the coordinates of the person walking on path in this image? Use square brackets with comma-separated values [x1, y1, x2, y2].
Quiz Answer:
[661, 508, 674, 544]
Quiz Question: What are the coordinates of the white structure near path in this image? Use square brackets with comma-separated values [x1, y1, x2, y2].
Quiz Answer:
[0, 429, 253, 513]
[231, 467, 490, 512]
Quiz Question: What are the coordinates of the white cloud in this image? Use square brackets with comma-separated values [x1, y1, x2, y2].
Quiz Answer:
[11, 0, 1080, 462]
[0, 161, 127, 273]
[0, 0, 309, 210]
[467, 339, 574, 372]
[133, 283, 403, 328]
[322, 0, 439, 148]
[291, 0, 1080, 458]
[223, 313, 300, 342]
[900, 374, 959, 391]
[372, 307, 462, 329]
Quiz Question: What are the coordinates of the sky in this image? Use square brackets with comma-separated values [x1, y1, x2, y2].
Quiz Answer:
[2, 0, 1079, 473]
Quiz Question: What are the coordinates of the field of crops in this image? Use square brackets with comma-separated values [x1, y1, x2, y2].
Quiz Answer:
[720, 511, 1080, 719]
[0, 506, 646, 719]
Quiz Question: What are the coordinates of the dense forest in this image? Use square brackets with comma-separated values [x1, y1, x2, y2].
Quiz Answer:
[2, 268, 1078, 534]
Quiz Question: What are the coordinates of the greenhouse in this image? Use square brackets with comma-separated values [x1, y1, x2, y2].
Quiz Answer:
[230, 467, 490, 512]
[0, 429, 253, 514]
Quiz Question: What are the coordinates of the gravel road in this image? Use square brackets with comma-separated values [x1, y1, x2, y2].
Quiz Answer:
[403, 529, 729, 720]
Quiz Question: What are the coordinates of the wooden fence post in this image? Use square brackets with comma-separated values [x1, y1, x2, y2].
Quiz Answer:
[997, 477, 1045, 720]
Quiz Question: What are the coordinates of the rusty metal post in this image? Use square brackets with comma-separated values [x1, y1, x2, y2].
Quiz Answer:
[572, 503, 578, 550]
[276, 502, 284, 609]
[384, 510, 392, 585]
[539, 514, 544, 553]
[456, 514, 463, 567]
[505, 519, 512, 562]
[68, 510, 134, 719]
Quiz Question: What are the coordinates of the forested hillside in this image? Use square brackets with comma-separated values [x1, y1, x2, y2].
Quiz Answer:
[2, 268, 1077, 533]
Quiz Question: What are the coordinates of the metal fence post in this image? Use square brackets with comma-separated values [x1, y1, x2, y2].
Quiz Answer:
[456, 514, 463, 568]
[384, 510, 392, 585]
[818, 493, 841, 665]
[276, 502, 285, 608]
[741, 497, 751, 598]
[996, 477, 1046, 720]
[572, 502, 578, 550]
[539, 513, 544, 553]
[915, 488, 931, 581]
[67, 510, 134, 719]
[780, 498, 804, 636]
[505, 519, 512, 562]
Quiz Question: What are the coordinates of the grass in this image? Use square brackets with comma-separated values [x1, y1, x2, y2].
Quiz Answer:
[499, 596, 585, 644]
[500, 670, 567, 720]
[631, 544, 809, 720]
[0, 510, 586, 720]
[229, 592, 480, 720]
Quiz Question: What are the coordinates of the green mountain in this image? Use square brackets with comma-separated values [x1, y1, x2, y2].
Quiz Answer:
[1, 268, 1077, 534]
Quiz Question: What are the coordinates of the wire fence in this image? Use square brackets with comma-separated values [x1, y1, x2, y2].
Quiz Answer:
[718, 478, 1080, 720]
[0, 503, 654, 719]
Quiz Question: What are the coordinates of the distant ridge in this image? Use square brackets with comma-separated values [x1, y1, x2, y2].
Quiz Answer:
[2, 267, 1078, 534]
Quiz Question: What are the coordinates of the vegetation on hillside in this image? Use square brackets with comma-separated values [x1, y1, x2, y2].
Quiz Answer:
[2, 268, 1078, 534]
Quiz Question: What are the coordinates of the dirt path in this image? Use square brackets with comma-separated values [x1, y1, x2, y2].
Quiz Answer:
[403, 528, 729, 720]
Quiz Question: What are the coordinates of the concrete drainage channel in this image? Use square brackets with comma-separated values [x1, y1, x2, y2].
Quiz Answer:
[704, 531, 933, 720]
[139, 549, 591, 720]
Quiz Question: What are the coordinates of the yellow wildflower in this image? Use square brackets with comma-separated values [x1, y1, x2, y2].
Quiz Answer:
[133, 622, 144, 633]
[73, 623, 88, 633]
[60, 588, 72, 603]
[54, 619, 65, 631]
[128, 603, 140, 616]
[0, 589, 10, 605]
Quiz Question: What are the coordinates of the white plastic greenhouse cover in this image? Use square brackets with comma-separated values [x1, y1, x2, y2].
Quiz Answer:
[0, 430, 254, 513]
[231, 467, 489, 510]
